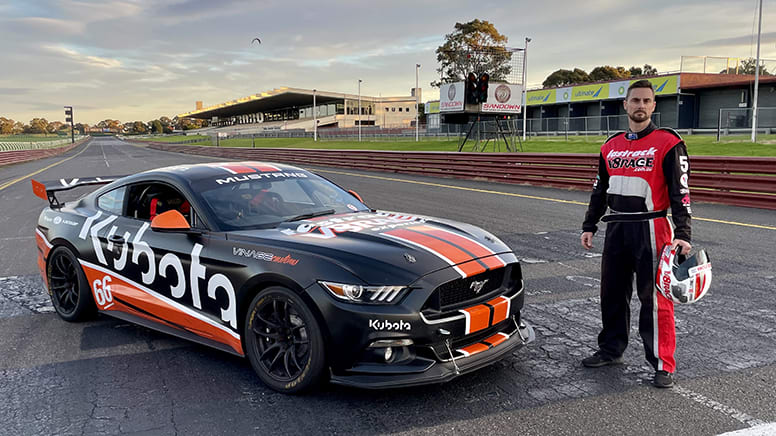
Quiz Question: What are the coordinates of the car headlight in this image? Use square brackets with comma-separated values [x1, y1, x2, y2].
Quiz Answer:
[319, 281, 408, 304]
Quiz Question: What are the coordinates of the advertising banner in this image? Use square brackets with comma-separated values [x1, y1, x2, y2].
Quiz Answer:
[426, 101, 440, 114]
[556, 87, 572, 103]
[609, 81, 631, 99]
[481, 83, 524, 113]
[571, 83, 609, 102]
[439, 82, 465, 112]
[526, 89, 555, 106]
[636, 75, 679, 95]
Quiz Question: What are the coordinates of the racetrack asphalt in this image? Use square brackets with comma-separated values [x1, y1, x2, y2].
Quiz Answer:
[0, 136, 774, 435]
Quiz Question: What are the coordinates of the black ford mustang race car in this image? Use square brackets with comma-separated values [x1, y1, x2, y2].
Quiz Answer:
[32, 161, 534, 393]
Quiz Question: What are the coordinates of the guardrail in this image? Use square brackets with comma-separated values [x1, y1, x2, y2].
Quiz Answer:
[134, 140, 776, 210]
[0, 137, 90, 167]
[0, 136, 85, 151]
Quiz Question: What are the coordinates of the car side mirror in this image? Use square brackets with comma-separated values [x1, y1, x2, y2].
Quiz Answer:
[348, 189, 364, 203]
[151, 210, 200, 234]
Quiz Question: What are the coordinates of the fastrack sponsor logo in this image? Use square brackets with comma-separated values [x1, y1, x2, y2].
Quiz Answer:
[606, 147, 657, 159]
[281, 212, 424, 239]
[216, 172, 307, 185]
[368, 319, 411, 331]
[607, 148, 656, 170]
[80, 213, 237, 328]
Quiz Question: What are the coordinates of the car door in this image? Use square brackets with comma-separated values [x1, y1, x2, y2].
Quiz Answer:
[82, 181, 241, 353]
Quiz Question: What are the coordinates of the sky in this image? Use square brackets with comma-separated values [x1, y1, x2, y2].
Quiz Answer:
[1, 0, 774, 125]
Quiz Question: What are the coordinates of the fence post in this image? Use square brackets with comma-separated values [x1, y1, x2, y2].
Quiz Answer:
[717, 108, 722, 142]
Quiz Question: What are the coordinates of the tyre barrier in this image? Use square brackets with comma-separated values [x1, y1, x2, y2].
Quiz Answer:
[132, 140, 776, 211]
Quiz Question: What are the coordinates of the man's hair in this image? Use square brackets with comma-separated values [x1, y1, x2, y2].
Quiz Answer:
[626, 79, 655, 99]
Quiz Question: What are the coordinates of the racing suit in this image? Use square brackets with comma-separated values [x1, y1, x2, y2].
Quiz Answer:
[582, 122, 691, 373]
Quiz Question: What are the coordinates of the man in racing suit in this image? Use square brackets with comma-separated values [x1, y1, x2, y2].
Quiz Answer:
[580, 80, 692, 388]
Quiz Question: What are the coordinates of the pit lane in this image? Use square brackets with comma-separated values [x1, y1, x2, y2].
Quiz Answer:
[0, 137, 774, 435]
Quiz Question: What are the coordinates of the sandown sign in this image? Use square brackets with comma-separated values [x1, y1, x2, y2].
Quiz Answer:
[525, 74, 680, 106]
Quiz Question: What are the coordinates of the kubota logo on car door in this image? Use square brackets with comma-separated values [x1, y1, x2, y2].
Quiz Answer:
[79, 211, 237, 330]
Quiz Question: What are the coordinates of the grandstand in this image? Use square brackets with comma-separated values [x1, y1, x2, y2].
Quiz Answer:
[177, 87, 419, 134]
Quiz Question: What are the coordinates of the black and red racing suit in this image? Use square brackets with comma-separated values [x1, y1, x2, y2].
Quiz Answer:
[582, 121, 691, 373]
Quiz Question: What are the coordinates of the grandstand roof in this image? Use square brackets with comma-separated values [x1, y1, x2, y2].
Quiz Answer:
[177, 87, 399, 119]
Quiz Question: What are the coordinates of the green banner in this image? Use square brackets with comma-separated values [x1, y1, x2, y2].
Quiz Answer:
[571, 83, 609, 102]
[526, 74, 680, 106]
[633, 75, 679, 95]
[526, 89, 555, 106]
[426, 101, 440, 113]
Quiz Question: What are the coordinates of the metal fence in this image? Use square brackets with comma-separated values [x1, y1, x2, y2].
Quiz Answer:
[718, 107, 776, 139]
[524, 113, 662, 136]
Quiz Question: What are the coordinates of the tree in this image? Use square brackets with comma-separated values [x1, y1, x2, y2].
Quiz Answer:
[432, 19, 511, 87]
[27, 118, 49, 134]
[643, 64, 658, 75]
[129, 121, 148, 134]
[47, 121, 64, 134]
[589, 65, 630, 82]
[0, 117, 14, 134]
[12, 121, 24, 134]
[720, 57, 771, 75]
[151, 119, 163, 134]
[542, 68, 591, 87]
[75, 123, 89, 135]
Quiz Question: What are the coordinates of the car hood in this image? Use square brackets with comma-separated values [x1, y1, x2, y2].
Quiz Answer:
[227, 211, 513, 284]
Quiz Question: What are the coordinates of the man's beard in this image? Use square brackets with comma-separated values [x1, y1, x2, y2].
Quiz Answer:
[628, 110, 649, 122]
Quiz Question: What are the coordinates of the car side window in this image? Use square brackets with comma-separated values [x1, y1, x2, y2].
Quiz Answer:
[97, 186, 126, 215]
[125, 182, 195, 224]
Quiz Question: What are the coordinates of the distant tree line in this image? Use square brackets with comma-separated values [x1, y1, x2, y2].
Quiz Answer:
[542, 64, 658, 88]
[0, 116, 209, 136]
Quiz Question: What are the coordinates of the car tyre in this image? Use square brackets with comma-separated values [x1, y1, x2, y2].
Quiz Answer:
[244, 286, 326, 394]
[47, 246, 96, 322]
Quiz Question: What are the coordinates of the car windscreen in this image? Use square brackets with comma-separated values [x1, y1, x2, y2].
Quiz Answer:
[192, 172, 369, 230]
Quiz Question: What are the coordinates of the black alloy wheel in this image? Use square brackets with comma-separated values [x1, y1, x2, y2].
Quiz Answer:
[47, 246, 96, 322]
[244, 287, 326, 393]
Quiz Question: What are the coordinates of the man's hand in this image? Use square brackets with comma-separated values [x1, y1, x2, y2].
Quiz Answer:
[671, 239, 692, 255]
[581, 231, 594, 250]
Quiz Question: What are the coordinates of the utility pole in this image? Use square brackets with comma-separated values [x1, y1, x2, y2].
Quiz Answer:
[313, 89, 317, 141]
[752, 0, 763, 143]
[416, 63, 420, 142]
[358, 79, 362, 142]
[522, 37, 531, 141]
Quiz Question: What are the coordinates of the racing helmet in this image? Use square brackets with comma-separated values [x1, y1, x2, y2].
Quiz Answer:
[655, 244, 712, 304]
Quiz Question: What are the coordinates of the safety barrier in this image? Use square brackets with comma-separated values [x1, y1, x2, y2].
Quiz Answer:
[0, 136, 85, 151]
[0, 137, 90, 167]
[134, 140, 776, 210]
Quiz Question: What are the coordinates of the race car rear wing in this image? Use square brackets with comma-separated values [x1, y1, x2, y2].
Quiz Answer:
[31, 176, 125, 209]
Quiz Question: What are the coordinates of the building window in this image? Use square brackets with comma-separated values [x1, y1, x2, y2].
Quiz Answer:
[392, 107, 396, 112]
[385, 107, 389, 111]
[398, 107, 402, 112]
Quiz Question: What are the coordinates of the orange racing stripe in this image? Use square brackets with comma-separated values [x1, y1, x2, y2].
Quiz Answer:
[486, 296, 510, 324]
[80, 262, 243, 355]
[384, 228, 485, 277]
[461, 304, 490, 334]
[410, 225, 505, 269]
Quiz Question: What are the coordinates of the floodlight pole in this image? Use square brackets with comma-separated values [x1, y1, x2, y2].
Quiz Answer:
[416, 63, 420, 142]
[522, 37, 531, 141]
[358, 79, 362, 142]
[313, 89, 317, 141]
[752, 0, 763, 143]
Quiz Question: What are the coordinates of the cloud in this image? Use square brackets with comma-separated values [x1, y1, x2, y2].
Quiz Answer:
[44, 45, 122, 69]
[0, 88, 32, 96]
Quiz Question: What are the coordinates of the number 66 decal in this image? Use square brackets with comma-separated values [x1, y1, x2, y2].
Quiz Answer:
[93, 275, 113, 307]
